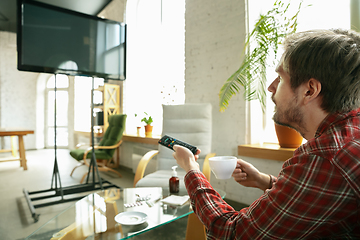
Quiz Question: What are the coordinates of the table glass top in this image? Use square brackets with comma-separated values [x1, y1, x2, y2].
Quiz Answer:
[25, 187, 225, 240]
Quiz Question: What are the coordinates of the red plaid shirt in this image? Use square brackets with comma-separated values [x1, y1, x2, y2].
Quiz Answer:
[185, 109, 360, 239]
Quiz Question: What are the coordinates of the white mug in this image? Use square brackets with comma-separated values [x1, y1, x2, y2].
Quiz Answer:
[208, 156, 237, 179]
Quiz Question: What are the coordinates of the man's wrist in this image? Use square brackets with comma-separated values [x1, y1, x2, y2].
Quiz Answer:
[268, 174, 275, 189]
[258, 173, 271, 191]
[185, 163, 200, 172]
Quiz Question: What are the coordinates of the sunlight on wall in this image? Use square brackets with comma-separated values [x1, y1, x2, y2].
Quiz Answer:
[123, 0, 185, 135]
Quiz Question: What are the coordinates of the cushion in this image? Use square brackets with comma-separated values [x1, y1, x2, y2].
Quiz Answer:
[158, 103, 212, 170]
[69, 148, 112, 161]
[98, 114, 126, 156]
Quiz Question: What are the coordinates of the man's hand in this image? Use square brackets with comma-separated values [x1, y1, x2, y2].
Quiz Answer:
[232, 159, 270, 191]
[172, 145, 201, 172]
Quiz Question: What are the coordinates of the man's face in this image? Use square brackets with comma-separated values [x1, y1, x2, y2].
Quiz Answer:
[268, 62, 304, 133]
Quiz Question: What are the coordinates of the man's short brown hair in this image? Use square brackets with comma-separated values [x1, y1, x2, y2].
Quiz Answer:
[282, 29, 360, 113]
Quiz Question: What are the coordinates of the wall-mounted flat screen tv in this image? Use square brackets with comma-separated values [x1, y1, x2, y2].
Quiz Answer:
[17, 0, 126, 80]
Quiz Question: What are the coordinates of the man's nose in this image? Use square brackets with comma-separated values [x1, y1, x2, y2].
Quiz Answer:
[268, 79, 277, 93]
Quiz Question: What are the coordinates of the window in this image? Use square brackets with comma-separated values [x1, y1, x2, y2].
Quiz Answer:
[74, 77, 104, 132]
[249, 0, 351, 144]
[46, 74, 69, 147]
[124, 0, 185, 135]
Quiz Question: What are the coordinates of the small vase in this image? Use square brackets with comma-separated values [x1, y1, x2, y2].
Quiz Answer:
[144, 125, 153, 137]
[136, 127, 141, 136]
[274, 123, 303, 148]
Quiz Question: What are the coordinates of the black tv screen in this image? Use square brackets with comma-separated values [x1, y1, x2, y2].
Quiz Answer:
[17, 0, 126, 80]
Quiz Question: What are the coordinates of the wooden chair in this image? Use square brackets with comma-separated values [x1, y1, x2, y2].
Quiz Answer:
[70, 114, 126, 183]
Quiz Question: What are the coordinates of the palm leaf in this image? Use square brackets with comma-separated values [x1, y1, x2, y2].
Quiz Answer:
[219, 0, 305, 113]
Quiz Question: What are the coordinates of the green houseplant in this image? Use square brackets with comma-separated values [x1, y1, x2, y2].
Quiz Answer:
[141, 112, 153, 125]
[141, 112, 153, 136]
[219, 0, 305, 147]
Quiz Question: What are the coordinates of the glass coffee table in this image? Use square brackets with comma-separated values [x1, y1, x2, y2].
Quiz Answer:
[25, 187, 225, 240]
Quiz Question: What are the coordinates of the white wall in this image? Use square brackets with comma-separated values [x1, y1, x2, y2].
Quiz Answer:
[185, 0, 247, 156]
[98, 0, 127, 22]
[184, 0, 283, 205]
[0, 31, 76, 151]
[0, 31, 38, 149]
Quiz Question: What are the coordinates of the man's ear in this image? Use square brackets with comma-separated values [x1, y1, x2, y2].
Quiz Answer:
[303, 78, 322, 105]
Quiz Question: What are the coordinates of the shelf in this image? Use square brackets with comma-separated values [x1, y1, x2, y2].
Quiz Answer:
[238, 143, 296, 161]
[75, 132, 160, 145]
[75, 131, 103, 138]
[122, 134, 160, 145]
[76, 132, 295, 161]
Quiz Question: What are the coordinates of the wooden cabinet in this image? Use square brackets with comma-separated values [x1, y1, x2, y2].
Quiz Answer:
[94, 83, 121, 133]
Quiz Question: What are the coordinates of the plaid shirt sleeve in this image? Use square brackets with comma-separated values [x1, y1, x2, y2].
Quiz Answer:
[184, 153, 359, 239]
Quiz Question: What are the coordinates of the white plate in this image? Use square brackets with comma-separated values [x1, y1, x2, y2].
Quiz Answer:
[114, 212, 147, 225]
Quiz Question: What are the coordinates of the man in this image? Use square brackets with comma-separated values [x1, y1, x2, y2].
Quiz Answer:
[173, 29, 360, 239]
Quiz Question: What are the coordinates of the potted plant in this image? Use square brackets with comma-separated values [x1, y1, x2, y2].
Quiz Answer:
[218, 0, 305, 148]
[141, 112, 153, 136]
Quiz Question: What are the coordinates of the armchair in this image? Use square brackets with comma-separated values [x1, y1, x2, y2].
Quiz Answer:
[133, 103, 214, 191]
[70, 114, 127, 183]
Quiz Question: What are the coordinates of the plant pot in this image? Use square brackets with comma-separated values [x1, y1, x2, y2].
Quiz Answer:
[144, 125, 153, 137]
[274, 123, 303, 148]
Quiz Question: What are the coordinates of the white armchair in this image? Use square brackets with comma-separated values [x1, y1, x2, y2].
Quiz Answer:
[133, 103, 214, 192]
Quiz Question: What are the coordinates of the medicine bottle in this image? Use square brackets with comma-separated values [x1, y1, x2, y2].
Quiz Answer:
[169, 166, 179, 194]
